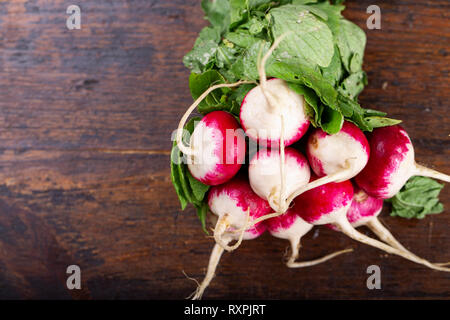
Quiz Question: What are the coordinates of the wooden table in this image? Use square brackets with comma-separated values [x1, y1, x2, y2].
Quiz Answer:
[0, 0, 448, 299]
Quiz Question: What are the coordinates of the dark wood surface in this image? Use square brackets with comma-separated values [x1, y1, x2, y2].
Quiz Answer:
[0, 0, 448, 299]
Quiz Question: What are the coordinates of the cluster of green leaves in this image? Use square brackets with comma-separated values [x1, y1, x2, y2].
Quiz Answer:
[386, 177, 445, 219]
[183, 0, 400, 134]
[170, 118, 210, 232]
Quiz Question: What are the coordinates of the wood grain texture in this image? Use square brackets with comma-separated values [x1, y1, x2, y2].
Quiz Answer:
[0, 0, 448, 299]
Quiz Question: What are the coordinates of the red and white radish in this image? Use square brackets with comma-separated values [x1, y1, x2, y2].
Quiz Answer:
[184, 111, 246, 186]
[355, 125, 450, 199]
[284, 121, 370, 207]
[191, 176, 271, 300]
[176, 79, 254, 178]
[240, 78, 310, 146]
[249, 147, 310, 212]
[266, 208, 353, 267]
[294, 177, 450, 272]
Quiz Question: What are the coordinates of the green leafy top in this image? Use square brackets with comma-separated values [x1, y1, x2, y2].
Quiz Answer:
[184, 0, 399, 135]
[387, 176, 445, 219]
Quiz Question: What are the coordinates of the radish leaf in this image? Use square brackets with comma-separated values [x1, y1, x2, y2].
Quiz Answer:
[387, 177, 445, 219]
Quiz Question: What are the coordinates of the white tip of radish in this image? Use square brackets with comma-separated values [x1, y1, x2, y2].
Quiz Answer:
[240, 78, 310, 146]
[249, 148, 310, 212]
[307, 121, 370, 181]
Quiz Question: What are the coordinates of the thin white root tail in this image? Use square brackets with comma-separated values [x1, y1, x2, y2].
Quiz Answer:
[287, 248, 354, 268]
[366, 218, 450, 267]
[366, 218, 409, 252]
[413, 163, 450, 183]
[336, 216, 450, 272]
[435, 262, 450, 267]
[191, 242, 228, 300]
[176, 80, 254, 156]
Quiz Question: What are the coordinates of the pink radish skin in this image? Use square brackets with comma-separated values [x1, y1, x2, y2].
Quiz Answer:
[347, 186, 384, 227]
[240, 78, 310, 147]
[307, 121, 370, 178]
[295, 178, 354, 225]
[249, 147, 310, 212]
[266, 208, 353, 267]
[187, 111, 246, 186]
[326, 185, 383, 231]
[294, 179, 450, 272]
[355, 125, 450, 199]
[284, 121, 370, 209]
[192, 176, 271, 300]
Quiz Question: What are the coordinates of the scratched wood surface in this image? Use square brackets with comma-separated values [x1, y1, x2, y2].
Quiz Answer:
[0, 0, 448, 300]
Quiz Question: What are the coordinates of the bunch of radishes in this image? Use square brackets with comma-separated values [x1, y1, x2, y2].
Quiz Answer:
[174, 69, 449, 299]
[171, 1, 450, 300]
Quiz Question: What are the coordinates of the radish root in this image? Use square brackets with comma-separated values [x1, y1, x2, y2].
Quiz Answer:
[285, 236, 353, 268]
[191, 239, 230, 300]
[413, 163, 450, 183]
[336, 215, 450, 272]
[366, 218, 450, 267]
[287, 248, 354, 268]
[366, 218, 409, 252]
[214, 210, 250, 252]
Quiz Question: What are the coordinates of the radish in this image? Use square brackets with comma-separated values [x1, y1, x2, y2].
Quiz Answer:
[191, 176, 272, 300]
[249, 147, 310, 212]
[284, 121, 370, 208]
[266, 208, 353, 268]
[355, 125, 450, 199]
[294, 177, 450, 272]
[240, 78, 310, 147]
[183, 111, 246, 186]
[175, 79, 254, 164]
